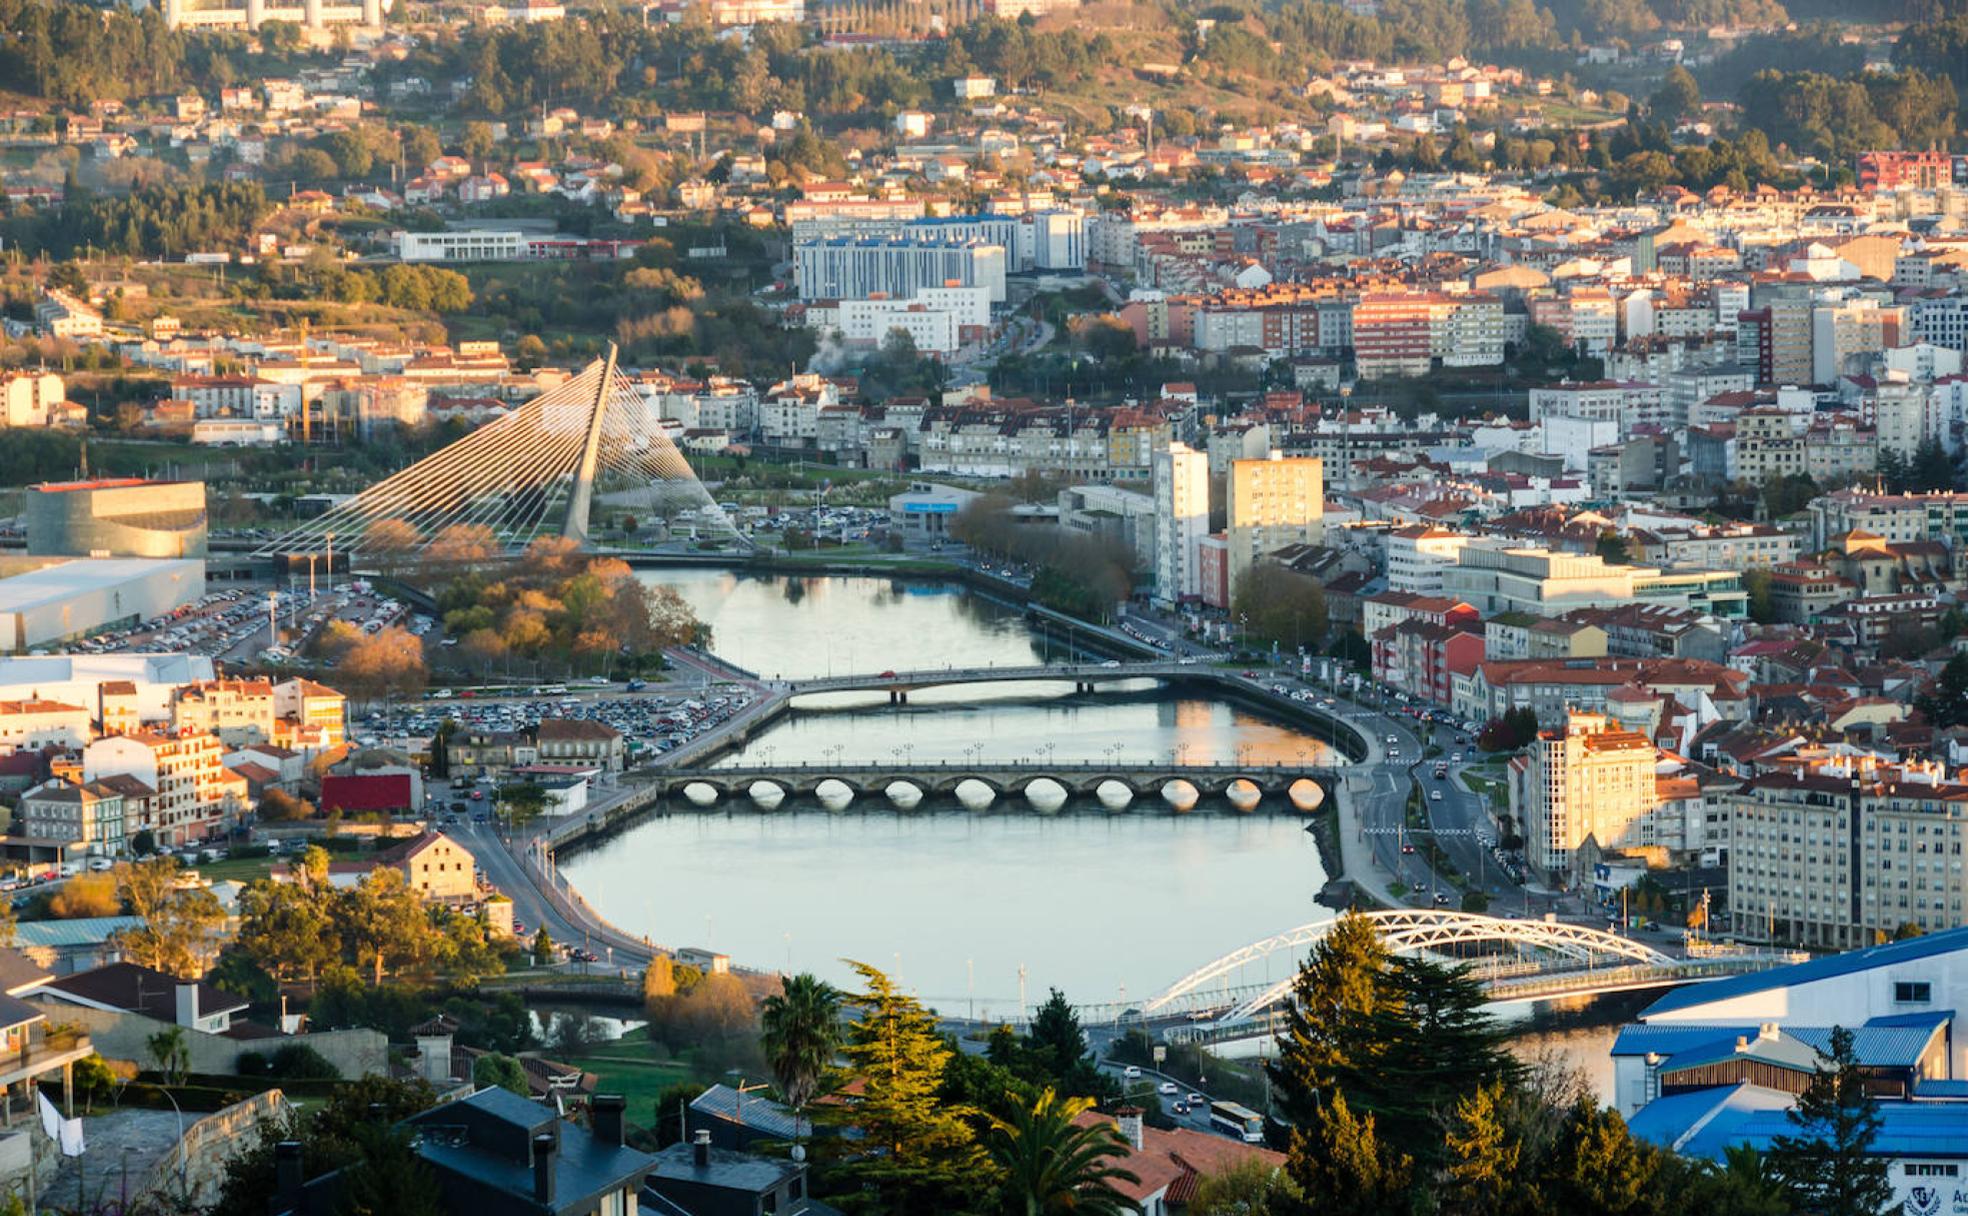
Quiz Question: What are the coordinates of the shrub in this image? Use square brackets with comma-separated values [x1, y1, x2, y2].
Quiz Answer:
[235, 1051, 269, 1076]
[267, 1044, 340, 1081]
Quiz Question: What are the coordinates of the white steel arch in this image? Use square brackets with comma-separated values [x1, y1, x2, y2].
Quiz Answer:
[1144, 910, 1676, 1022]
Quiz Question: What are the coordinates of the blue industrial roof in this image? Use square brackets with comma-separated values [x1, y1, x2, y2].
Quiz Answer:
[1633, 1083, 1968, 1160]
[1641, 926, 1968, 1018]
[1613, 1012, 1948, 1070]
[1662, 1033, 1821, 1075]
[1626, 1086, 1745, 1148]
[1915, 1079, 1968, 1100]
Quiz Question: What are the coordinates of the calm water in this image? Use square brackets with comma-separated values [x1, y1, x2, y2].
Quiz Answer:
[576, 569, 1336, 1006]
[567, 809, 1329, 1012]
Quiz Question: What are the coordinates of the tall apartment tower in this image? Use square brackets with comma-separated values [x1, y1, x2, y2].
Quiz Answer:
[1152, 441, 1208, 607]
[1226, 451, 1323, 593]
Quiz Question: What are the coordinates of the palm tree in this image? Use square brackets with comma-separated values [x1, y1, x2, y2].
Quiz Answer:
[759, 973, 843, 1140]
[987, 1088, 1141, 1216]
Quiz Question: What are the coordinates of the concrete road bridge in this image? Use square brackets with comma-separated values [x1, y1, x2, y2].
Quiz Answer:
[1131, 910, 1802, 1039]
[648, 761, 1337, 812]
[783, 660, 1214, 702]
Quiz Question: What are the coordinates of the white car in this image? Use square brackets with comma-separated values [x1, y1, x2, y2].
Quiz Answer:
[1123, 1066, 1141, 1079]
[1158, 1082, 1178, 1095]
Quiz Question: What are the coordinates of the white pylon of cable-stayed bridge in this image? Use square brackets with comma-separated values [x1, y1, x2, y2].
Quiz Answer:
[256, 346, 744, 559]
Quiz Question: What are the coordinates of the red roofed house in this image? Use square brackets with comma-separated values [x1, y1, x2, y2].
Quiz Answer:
[318, 773, 413, 817]
[1073, 1105, 1285, 1214]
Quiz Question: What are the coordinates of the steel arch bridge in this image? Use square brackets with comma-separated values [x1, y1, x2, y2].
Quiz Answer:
[1145, 910, 1678, 1026]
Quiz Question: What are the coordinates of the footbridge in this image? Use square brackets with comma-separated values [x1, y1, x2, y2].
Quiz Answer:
[650, 761, 1337, 812]
[1133, 910, 1802, 1039]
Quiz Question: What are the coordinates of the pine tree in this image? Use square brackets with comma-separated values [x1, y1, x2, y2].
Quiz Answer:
[1440, 1080, 1524, 1216]
[822, 961, 990, 1213]
[1542, 1099, 1657, 1216]
[1267, 910, 1393, 1128]
[1767, 1026, 1896, 1216]
[1027, 988, 1086, 1078]
[1368, 956, 1523, 1146]
[1287, 1092, 1412, 1216]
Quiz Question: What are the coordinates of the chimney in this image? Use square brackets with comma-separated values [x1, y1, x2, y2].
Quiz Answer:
[1114, 1105, 1144, 1153]
[592, 1094, 625, 1147]
[1735, 1035, 1750, 1052]
[1760, 1022, 1780, 1041]
[532, 1132, 557, 1207]
[692, 1129, 712, 1168]
[274, 1141, 304, 1212]
[174, 981, 199, 1028]
[417, 1029, 455, 1085]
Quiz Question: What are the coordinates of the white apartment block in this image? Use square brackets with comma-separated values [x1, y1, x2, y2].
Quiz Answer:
[1509, 712, 1658, 884]
[1152, 442, 1208, 607]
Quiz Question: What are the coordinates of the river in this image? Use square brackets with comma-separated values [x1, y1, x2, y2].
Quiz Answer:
[563, 568, 1623, 1097]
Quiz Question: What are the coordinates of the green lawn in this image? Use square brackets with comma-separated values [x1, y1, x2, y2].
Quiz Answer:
[555, 1028, 693, 1123]
[189, 856, 281, 884]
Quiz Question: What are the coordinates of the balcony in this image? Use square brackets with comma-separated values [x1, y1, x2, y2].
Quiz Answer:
[0, 1024, 94, 1094]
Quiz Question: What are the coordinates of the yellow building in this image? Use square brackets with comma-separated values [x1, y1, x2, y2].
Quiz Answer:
[1509, 712, 1657, 884]
[1226, 452, 1324, 593]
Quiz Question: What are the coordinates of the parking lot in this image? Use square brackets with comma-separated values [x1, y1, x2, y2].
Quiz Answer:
[358, 684, 762, 765]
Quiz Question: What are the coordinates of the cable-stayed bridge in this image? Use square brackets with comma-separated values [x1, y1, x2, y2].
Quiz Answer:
[255, 348, 743, 562]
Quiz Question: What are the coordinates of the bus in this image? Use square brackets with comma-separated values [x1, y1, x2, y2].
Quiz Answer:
[1208, 1101, 1265, 1143]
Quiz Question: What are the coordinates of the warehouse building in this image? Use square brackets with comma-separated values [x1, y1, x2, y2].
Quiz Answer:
[0, 560, 205, 654]
[24, 479, 208, 559]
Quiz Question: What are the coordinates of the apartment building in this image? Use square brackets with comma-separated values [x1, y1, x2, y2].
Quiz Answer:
[17, 778, 126, 856]
[1152, 442, 1209, 606]
[1384, 525, 1474, 595]
[1726, 760, 1968, 949]
[81, 731, 244, 847]
[1509, 712, 1659, 885]
[1225, 453, 1323, 592]
[169, 679, 275, 746]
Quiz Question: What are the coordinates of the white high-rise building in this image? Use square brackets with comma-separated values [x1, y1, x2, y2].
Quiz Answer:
[1152, 442, 1208, 607]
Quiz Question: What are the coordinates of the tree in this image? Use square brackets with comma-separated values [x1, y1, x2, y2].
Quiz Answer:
[1917, 653, 1968, 729]
[339, 626, 427, 708]
[821, 961, 988, 1213]
[1594, 531, 1630, 564]
[1232, 565, 1328, 654]
[472, 1053, 531, 1097]
[212, 1077, 440, 1216]
[1742, 567, 1775, 624]
[1768, 1026, 1895, 1216]
[759, 973, 843, 1137]
[1268, 910, 1392, 1128]
[1439, 1080, 1522, 1216]
[115, 857, 225, 978]
[1289, 1091, 1412, 1216]
[497, 782, 549, 829]
[341, 867, 432, 985]
[1649, 65, 1701, 126]
[333, 1123, 445, 1216]
[48, 872, 118, 918]
[235, 879, 338, 981]
[986, 1088, 1139, 1216]
[1913, 437, 1957, 493]
[1370, 956, 1522, 1141]
[533, 927, 555, 965]
[1543, 1099, 1657, 1216]
[148, 1025, 189, 1085]
[1026, 988, 1086, 1080]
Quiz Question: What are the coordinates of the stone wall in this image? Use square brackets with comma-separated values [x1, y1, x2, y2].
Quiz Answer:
[30, 1002, 387, 1078]
[134, 1089, 288, 1210]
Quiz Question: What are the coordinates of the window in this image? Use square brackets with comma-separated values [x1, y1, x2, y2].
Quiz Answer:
[1896, 981, 1933, 1004]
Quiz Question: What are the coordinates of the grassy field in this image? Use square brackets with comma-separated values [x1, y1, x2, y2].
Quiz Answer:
[553, 1027, 693, 1121]
[187, 855, 282, 884]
